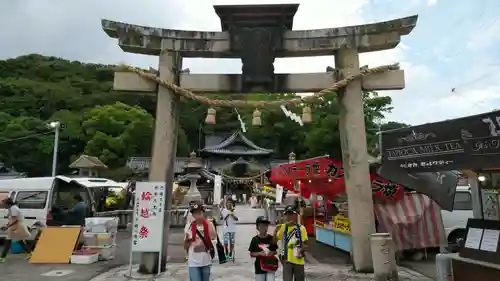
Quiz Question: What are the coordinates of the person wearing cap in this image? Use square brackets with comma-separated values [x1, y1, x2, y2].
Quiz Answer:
[184, 202, 216, 281]
[249, 216, 279, 281]
[274, 205, 308, 281]
[184, 201, 197, 224]
[220, 198, 238, 259]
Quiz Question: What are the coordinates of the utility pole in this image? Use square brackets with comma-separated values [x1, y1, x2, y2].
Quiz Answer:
[289, 152, 302, 224]
[49, 121, 61, 177]
[377, 125, 383, 158]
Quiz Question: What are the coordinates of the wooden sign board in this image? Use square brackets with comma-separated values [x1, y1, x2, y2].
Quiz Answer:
[381, 110, 500, 172]
[30, 227, 82, 264]
[459, 219, 500, 265]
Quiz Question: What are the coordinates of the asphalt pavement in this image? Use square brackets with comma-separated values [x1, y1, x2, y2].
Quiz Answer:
[0, 204, 263, 281]
[0, 229, 186, 281]
[0, 205, 437, 280]
[90, 223, 433, 281]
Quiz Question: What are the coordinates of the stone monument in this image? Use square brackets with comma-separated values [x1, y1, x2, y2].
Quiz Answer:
[102, 3, 417, 273]
[181, 151, 203, 205]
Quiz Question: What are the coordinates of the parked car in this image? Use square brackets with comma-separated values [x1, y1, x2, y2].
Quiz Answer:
[0, 176, 122, 240]
[441, 186, 473, 247]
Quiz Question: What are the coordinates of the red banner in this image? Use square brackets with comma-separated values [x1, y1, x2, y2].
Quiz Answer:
[269, 157, 403, 202]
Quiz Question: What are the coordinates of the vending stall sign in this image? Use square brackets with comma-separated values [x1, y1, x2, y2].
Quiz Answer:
[381, 109, 500, 172]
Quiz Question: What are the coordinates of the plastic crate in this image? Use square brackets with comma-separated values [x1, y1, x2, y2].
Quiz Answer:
[82, 232, 115, 247]
[70, 252, 99, 264]
[83, 245, 116, 261]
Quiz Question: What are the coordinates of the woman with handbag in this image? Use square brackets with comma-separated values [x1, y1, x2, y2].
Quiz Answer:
[0, 198, 32, 263]
[249, 216, 279, 281]
[184, 203, 217, 281]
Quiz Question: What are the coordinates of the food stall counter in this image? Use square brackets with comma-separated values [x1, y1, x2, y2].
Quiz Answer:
[315, 215, 351, 253]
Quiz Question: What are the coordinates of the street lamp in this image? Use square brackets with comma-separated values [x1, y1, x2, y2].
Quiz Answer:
[48, 121, 61, 177]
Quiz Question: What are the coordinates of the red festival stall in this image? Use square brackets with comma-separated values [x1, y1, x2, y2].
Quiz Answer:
[269, 157, 404, 202]
[269, 157, 445, 253]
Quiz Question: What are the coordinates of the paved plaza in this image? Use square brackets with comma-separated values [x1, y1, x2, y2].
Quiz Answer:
[90, 205, 433, 281]
[0, 205, 434, 281]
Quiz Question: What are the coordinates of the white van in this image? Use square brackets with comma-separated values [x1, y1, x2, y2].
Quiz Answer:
[0, 176, 122, 239]
[441, 186, 473, 246]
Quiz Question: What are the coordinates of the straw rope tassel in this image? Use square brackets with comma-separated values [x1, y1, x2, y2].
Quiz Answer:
[205, 108, 216, 124]
[302, 106, 312, 124]
[252, 108, 262, 126]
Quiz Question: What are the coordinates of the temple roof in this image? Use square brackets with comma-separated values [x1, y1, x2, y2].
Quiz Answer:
[218, 157, 268, 174]
[200, 131, 273, 156]
[69, 154, 108, 169]
[127, 157, 190, 174]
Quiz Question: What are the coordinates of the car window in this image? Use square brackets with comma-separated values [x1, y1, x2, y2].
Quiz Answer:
[15, 191, 48, 209]
[453, 191, 472, 211]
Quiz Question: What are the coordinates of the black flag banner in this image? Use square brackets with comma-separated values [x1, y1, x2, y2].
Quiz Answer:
[381, 109, 500, 172]
[376, 165, 458, 211]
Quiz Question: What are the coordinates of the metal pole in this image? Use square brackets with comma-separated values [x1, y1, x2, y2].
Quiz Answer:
[289, 152, 302, 225]
[435, 253, 452, 281]
[469, 173, 482, 219]
[377, 125, 382, 157]
[51, 124, 60, 177]
[198, 124, 202, 155]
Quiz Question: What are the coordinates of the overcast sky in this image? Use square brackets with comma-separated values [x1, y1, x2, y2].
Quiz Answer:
[1, 0, 500, 126]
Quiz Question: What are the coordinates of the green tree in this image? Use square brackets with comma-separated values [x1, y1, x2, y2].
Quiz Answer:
[0, 115, 53, 175]
[0, 54, 401, 175]
[81, 102, 154, 167]
[381, 121, 410, 131]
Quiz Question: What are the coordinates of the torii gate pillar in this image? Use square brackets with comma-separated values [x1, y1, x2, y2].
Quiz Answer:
[140, 51, 181, 274]
[336, 48, 375, 272]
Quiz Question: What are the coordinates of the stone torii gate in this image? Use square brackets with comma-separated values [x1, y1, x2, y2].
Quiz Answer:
[102, 4, 417, 274]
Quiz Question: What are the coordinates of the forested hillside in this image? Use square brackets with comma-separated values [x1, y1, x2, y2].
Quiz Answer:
[0, 54, 407, 178]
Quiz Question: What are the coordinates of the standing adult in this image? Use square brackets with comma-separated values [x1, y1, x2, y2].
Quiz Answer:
[184, 203, 217, 281]
[220, 199, 238, 259]
[250, 195, 258, 209]
[274, 205, 308, 281]
[0, 198, 31, 262]
[124, 180, 136, 209]
[65, 194, 87, 226]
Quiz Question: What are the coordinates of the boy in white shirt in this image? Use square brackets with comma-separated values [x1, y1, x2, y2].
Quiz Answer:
[220, 199, 238, 259]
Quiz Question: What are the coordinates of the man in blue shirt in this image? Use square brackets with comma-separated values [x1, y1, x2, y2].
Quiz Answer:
[67, 194, 87, 226]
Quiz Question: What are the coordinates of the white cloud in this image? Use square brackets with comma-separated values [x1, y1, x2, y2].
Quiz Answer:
[0, 0, 441, 125]
[180, 0, 374, 75]
[427, 0, 438, 7]
[466, 18, 500, 51]
[429, 62, 500, 118]
[178, 0, 421, 94]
